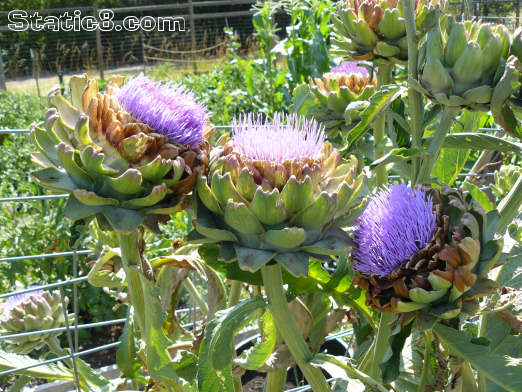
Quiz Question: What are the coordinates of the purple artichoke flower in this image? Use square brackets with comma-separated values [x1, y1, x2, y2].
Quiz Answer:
[330, 61, 371, 78]
[3, 289, 44, 313]
[353, 184, 436, 277]
[231, 112, 325, 163]
[118, 74, 207, 148]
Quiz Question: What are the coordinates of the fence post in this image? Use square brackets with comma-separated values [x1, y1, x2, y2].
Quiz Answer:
[0, 43, 6, 90]
[30, 48, 41, 98]
[188, 0, 198, 73]
[94, 4, 105, 81]
[515, 0, 520, 29]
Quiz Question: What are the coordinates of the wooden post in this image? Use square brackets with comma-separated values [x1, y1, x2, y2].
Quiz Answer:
[0, 43, 6, 90]
[30, 48, 41, 98]
[188, 0, 198, 73]
[515, 0, 520, 29]
[94, 4, 105, 80]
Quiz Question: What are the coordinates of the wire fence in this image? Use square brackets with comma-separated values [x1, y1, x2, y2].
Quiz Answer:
[0, 123, 503, 390]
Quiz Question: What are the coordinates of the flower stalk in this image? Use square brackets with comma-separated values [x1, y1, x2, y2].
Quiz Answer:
[374, 62, 394, 186]
[401, 0, 424, 184]
[261, 264, 330, 392]
[417, 107, 459, 183]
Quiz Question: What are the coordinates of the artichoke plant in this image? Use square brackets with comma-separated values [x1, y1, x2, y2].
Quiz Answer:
[352, 184, 502, 321]
[417, 19, 514, 111]
[192, 113, 366, 276]
[31, 74, 211, 233]
[332, 0, 440, 64]
[293, 61, 376, 140]
[0, 290, 67, 354]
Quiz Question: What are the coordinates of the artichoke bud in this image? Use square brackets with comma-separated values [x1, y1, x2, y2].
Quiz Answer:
[421, 58, 453, 94]
[351, 185, 502, 320]
[444, 23, 467, 67]
[425, 28, 444, 62]
[452, 43, 483, 89]
[511, 27, 522, 60]
[0, 290, 68, 354]
[334, 0, 442, 63]
[32, 75, 211, 233]
[192, 113, 365, 277]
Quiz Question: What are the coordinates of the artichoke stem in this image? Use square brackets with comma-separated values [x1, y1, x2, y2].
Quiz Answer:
[497, 175, 522, 234]
[261, 264, 330, 392]
[118, 230, 146, 333]
[401, 0, 424, 184]
[182, 277, 209, 317]
[374, 62, 394, 187]
[417, 107, 458, 183]
[227, 280, 242, 308]
[265, 368, 287, 392]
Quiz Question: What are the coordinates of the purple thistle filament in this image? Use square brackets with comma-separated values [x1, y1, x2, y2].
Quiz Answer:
[3, 289, 43, 312]
[353, 184, 436, 277]
[231, 113, 325, 162]
[117, 75, 207, 148]
[330, 61, 370, 78]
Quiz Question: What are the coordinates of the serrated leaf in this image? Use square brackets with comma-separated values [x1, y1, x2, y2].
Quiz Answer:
[346, 85, 405, 148]
[234, 311, 277, 371]
[440, 133, 522, 154]
[434, 323, 522, 392]
[0, 350, 74, 382]
[209, 296, 266, 371]
[116, 308, 140, 379]
[463, 183, 495, 211]
[380, 322, 413, 383]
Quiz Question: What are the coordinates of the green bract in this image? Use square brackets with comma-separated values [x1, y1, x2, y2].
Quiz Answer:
[293, 71, 376, 139]
[416, 19, 519, 113]
[31, 75, 210, 233]
[332, 0, 440, 64]
[191, 136, 366, 277]
[0, 291, 67, 354]
[355, 186, 503, 322]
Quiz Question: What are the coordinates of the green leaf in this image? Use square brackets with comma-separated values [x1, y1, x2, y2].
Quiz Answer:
[209, 296, 267, 371]
[87, 247, 124, 288]
[75, 358, 111, 392]
[346, 84, 405, 148]
[311, 354, 388, 392]
[116, 308, 141, 379]
[234, 311, 277, 371]
[380, 322, 413, 383]
[32, 167, 76, 192]
[370, 147, 421, 168]
[102, 206, 144, 232]
[234, 245, 275, 273]
[197, 318, 234, 392]
[440, 133, 522, 154]
[64, 194, 103, 221]
[432, 148, 469, 186]
[0, 350, 74, 382]
[463, 183, 495, 211]
[274, 251, 309, 277]
[434, 323, 522, 392]
[140, 276, 182, 385]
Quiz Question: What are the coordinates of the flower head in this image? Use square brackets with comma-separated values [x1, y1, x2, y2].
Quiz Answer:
[117, 74, 207, 148]
[3, 289, 44, 313]
[330, 61, 370, 78]
[231, 112, 325, 163]
[353, 184, 436, 277]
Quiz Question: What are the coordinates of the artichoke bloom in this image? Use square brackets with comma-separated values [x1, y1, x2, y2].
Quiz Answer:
[193, 113, 366, 276]
[294, 61, 376, 139]
[31, 75, 211, 232]
[332, 0, 440, 63]
[0, 290, 67, 354]
[417, 19, 516, 111]
[352, 184, 502, 320]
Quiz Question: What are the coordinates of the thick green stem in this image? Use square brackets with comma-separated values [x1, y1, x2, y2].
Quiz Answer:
[261, 264, 330, 392]
[265, 369, 287, 392]
[374, 62, 394, 187]
[118, 231, 146, 332]
[233, 376, 244, 392]
[417, 331, 433, 392]
[497, 175, 522, 233]
[183, 277, 209, 317]
[401, 0, 424, 185]
[227, 280, 242, 308]
[417, 107, 458, 183]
